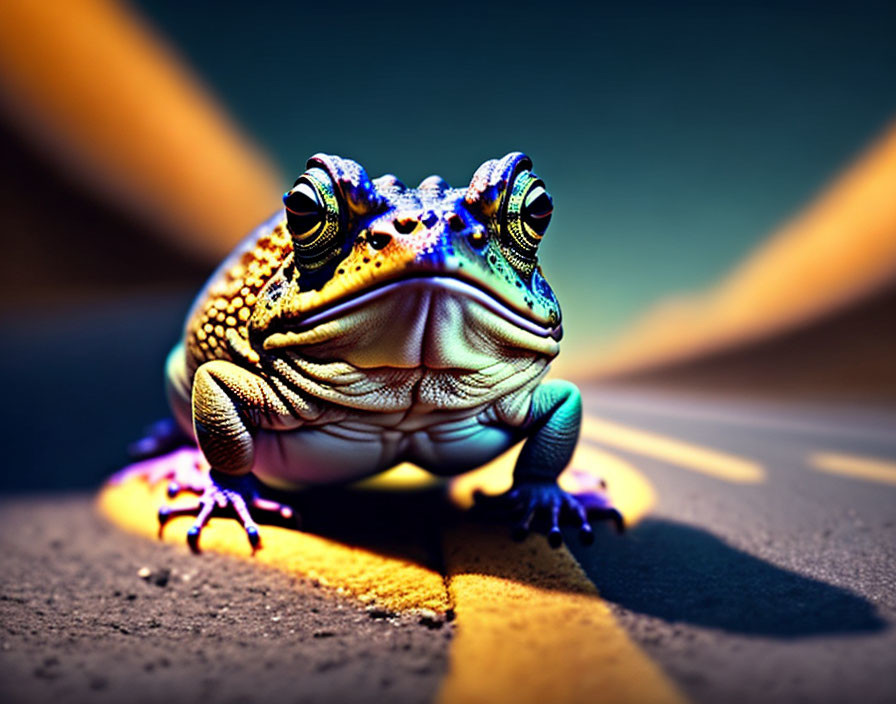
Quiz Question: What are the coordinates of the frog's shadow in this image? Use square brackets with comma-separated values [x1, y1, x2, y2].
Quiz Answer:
[270, 484, 452, 570]
[266, 485, 886, 639]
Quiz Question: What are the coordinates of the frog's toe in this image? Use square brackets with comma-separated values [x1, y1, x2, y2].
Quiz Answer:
[157, 503, 201, 537]
[477, 482, 624, 547]
[183, 472, 262, 554]
[157, 470, 299, 554]
[572, 491, 626, 534]
[251, 496, 298, 524]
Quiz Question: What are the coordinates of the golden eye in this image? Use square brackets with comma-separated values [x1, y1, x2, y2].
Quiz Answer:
[282, 167, 344, 275]
[499, 170, 551, 274]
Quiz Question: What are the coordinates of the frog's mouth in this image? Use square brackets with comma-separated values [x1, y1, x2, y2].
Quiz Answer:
[262, 275, 561, 369]
[305, 276, 557, 337]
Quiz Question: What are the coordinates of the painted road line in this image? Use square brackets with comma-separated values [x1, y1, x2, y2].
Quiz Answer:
[438, 528, 686, 704]
[438, 444, 679, 704]
[809, 452, 896, 486]
[101, 439, 678, 704]
[581, 415, 766, 484]
[587, 393, 896, 444]
[97, 478, 449, 614]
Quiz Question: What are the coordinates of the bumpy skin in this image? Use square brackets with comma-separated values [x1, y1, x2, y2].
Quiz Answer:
[146, 152, 621, 550]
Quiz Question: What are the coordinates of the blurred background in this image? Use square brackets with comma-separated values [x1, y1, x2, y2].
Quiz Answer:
[1, 0, 895, 491]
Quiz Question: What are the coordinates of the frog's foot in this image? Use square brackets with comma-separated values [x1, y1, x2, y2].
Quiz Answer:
[158, 470, 296, 555]
[475, 481, 624, 548]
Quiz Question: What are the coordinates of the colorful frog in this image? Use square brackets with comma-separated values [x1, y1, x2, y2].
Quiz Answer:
[121, 152, 622, 551]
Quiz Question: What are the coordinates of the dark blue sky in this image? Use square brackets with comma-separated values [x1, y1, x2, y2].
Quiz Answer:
[135, 0, 896, 350]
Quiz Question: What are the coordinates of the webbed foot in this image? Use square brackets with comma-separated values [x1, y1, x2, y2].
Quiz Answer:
[159, 470, 297, 554]
[474, 479, 624, 548]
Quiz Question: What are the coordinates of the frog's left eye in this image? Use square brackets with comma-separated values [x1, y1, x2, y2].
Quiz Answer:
[521, 185, 553, 236]
[282, 168, 342, 271]
[500, 170, 552, 275]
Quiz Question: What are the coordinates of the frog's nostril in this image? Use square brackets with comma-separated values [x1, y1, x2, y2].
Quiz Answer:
[468, 227, 487, 249]
[394, 218, 418, 235]
[369, 232, 393, 250]
[447, 213, 466, 232]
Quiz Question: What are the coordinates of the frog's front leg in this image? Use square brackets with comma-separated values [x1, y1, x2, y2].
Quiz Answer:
[166, 360, 298, 553]
[480, 380, 624, 547]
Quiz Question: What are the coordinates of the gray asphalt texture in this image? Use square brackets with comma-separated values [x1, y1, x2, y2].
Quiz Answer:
[0, 496, 451, 704]
[574, 387, 896, 704]
[1, 288, 894, 704]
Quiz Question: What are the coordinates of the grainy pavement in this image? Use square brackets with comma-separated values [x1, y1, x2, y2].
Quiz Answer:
[0, 495, 451, 704]
[574, 387, 896, 704]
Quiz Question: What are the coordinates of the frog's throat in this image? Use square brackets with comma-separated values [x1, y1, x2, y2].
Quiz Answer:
[261, 277, 560, 370]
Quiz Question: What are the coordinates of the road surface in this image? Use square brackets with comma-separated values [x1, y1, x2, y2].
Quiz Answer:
[1, 385, 894, 704]
[575, 386, 896, 704]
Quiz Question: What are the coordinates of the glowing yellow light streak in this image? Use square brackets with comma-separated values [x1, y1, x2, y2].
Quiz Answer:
[809, 452, 896, 486]
[0, 0, 281, 261]
[581, 416, 765, 484]
[572, 121, 896, 381]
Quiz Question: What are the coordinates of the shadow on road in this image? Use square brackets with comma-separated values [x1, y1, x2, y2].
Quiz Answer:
[264, 483, 454, 572]
[571, 517, 887, 637]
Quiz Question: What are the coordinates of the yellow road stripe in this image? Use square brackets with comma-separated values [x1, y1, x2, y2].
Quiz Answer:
[97, 478, 449, 614]
[809, 452, 896, 486]
[438, 527, 685, 704]
[582, 415, 765, 484]
[101, 432, 679, 704]
[438, 442, 681, 704]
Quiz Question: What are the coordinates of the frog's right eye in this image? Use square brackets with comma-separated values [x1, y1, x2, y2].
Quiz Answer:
[283, 181, 323, 238]
[282, 168, 342, 271]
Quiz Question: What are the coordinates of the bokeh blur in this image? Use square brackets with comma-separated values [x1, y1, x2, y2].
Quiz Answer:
[1, 0, 895, 491]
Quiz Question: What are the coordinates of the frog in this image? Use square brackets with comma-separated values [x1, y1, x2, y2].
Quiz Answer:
[118, 152, 623, 552]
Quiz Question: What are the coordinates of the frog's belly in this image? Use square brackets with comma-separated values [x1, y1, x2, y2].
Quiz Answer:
[251, 418, 517, 489]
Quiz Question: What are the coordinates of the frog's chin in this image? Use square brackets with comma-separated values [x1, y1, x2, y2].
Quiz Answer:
[262, 276, 561, 370]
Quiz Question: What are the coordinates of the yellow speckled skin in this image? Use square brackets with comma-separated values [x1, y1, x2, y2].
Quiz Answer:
[186, 222, 291, 369]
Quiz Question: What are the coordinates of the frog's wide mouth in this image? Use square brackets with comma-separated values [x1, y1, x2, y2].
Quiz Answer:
[273, 275, 562, 340]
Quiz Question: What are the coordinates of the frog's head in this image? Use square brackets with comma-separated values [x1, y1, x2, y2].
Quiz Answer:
[255, 153, 562, 369]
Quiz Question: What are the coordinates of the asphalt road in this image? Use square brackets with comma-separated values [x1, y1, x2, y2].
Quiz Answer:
[574, 386, 896, 704]
[1, 295, 895, 704]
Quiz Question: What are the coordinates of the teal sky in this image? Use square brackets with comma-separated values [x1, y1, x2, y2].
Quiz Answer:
[136, 0, 896, 352]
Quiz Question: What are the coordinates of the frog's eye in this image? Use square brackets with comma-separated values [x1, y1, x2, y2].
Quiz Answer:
[282, 168, 342, 271]
[283, 181, 323, 238]
[521, 185, 553, 236]
[499, 170, 552, 275]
